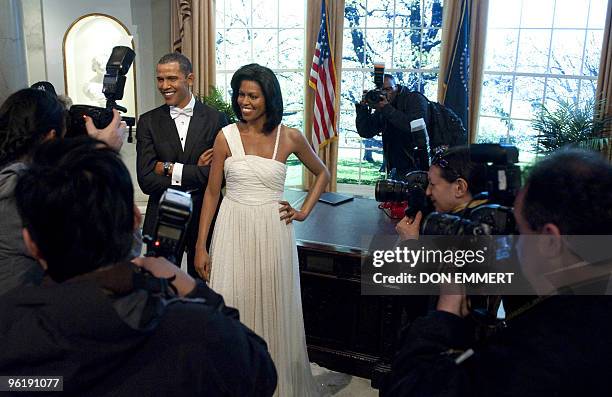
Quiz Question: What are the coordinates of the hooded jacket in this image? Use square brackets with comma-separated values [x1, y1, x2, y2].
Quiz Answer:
[0, 262, 277, 396]
[0, 162, 43, 296]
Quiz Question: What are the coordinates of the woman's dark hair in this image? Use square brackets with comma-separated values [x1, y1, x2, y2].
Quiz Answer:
[230, 63, 283, 134]
[431, 146, 487, 195]
[15, 137, 135, 282]
[0, 88, 66, 167]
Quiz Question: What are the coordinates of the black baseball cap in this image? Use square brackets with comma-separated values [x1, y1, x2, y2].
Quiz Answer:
[30, 81, 58, 97]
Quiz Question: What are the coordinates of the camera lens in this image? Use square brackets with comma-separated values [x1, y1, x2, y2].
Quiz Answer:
[376, 179, 414, 202]
[365, 89, 383, 106]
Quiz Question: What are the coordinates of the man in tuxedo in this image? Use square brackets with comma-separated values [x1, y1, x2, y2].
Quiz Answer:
[136, 53, 228, 277]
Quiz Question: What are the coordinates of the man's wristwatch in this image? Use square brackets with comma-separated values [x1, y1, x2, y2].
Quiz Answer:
[163, 161, 172, 177]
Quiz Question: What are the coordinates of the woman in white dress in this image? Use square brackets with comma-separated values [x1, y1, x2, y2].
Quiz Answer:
[194, 63, 330, 396]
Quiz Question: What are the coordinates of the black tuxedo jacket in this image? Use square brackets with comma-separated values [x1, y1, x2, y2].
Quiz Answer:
[136, 101, 228, 244]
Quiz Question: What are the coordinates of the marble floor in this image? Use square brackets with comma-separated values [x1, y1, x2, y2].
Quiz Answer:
[312, 363, 377, 396]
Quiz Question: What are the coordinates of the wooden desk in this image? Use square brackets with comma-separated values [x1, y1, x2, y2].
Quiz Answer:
[285, 190, 427, 387]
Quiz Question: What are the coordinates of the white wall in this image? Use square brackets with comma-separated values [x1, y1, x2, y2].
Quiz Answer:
[131, 0, 171, 109]
[0, 0, 29, 104]
[41, 0, 170, 115]
[22, 0, 47, 85]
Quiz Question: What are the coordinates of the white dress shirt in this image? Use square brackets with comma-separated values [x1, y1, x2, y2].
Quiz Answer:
[169, 94, 195, 186]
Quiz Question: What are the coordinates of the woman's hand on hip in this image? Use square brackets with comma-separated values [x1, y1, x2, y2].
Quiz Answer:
[279, 200, 306, 224]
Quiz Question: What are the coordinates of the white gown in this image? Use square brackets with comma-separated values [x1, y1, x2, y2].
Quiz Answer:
[209, 123, 319, 396]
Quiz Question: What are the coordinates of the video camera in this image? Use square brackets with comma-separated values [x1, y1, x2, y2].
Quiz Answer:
[422, 144, 521, 237]
[66, 46, 136, 140]
[364, 63, 386, 108]
[144, 189, 192, 265]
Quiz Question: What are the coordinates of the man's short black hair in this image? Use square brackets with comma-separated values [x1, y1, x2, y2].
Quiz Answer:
[230, 63, 283, 134]
[383, 74, 396, 83]
[15, 137, 135, 282]
[431, 146, 487, 196]
[158, 52, 193, 76]
[0, 88, 66, 167]
[522, 149, 612, 235]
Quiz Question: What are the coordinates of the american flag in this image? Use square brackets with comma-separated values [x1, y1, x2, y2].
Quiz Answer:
[309, 0, 337, 148]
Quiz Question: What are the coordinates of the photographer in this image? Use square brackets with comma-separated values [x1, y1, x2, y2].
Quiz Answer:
[395, 146, 487, 241]
[383, 149, 612, 396]
[30, 81, 126, 150]
[0, 88, 125, 296]
[356, 74, 431, 176]
[0, 137, 277, 396]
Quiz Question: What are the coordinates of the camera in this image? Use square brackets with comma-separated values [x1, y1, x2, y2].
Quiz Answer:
[410, 118, 431, 172]
[422, 204, 515, 236]
[144, 188, 193, 265]
[375, 171, 433, 218]
[374, 113, 433, 218]
[470, 143, 521, 207]
[364, 63, 386, 108]
[66, 46, 136, 138]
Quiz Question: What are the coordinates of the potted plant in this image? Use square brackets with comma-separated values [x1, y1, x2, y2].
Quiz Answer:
[196, 87, 237, 124]
[532, 98, 612, 158]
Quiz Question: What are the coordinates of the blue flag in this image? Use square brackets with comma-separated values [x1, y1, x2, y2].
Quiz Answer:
[442, 0, 470, 131]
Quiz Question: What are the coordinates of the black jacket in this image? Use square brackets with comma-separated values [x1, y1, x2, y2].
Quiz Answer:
[382, 295, 612, 396]
[136, 101, 228, 249]
[0, 263, 277, 396]
[355, 86, 430, 175]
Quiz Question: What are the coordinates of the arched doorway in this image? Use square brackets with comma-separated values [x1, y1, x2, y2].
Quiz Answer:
[63, 14, 137, 118]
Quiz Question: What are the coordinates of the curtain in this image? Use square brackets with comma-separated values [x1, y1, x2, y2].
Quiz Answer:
[596, 1, 612, 160]
[437, 0, 489, 143]
[303, 0, 345, 192]
[171, 0, 217, 97]
[467, 0, 489, 143]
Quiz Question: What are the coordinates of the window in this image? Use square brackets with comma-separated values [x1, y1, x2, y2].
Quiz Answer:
[478, 0, 608, 162]
[215, 0, 306, 186]
[339, 0, 444, 189]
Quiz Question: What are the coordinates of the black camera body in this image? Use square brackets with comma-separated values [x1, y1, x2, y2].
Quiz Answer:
[68, 105, 115, 137]
[469, 143, 521, 207]
[144, 189, 193, 265]
[422, 204, 515, 236]
[365, 63, 386, 108]
[66, 46, 136, 138]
